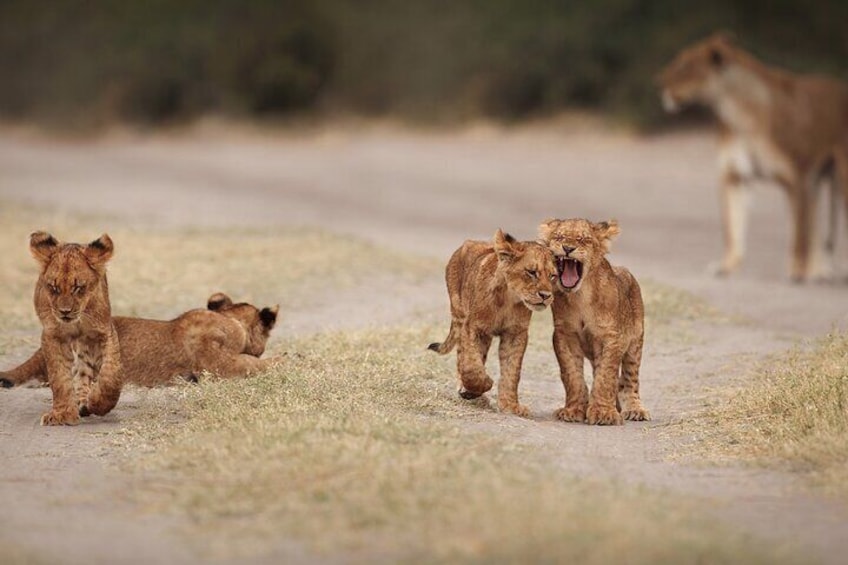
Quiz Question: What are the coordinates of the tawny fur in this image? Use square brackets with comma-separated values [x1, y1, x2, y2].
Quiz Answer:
[539, 219, 650, 426]
[0, 293, 281, 388]
[26, 231, 123, 426]
[658, 32, 848, 281]
[429, 229, 556, 417]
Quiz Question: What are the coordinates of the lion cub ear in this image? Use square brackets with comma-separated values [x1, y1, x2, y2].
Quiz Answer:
[593, 220, 621, 254]
[493, 229, 520, 262]
[84, 234, 114, 268]
[537, 219, 558, 243]
[207, 292, 234, 311]
[30, 231, 60, 265]
[260, 305, 279, 329]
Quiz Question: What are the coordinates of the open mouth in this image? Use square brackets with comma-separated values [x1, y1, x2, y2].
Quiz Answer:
[661, 90, 680, 113]
[556, 257, 583, 289]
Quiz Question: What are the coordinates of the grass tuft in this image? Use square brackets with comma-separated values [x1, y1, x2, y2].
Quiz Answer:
[689, 332, 848, 496]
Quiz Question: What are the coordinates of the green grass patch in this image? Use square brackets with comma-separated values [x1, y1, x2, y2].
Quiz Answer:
[121, 325, 795, 564]
[688, 332, 848, 496]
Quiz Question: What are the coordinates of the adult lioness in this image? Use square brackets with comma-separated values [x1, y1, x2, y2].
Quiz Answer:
[28, 231, 123, 425]
[539, 218, 650, 426]
[428, 229, 555, 416]
[0, 293, 280, 388]
[658, 32, 848, 281]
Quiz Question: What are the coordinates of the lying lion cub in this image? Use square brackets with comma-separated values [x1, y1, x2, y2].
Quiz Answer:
[429, 229, 555, 416]
[539, 218, 650, 425]
[0, 292, 281, 388]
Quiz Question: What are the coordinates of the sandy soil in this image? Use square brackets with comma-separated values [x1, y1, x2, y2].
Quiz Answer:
[1, 121, 847, 564]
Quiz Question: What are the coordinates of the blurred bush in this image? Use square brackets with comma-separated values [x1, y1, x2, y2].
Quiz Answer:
[0, 0, 846, 128]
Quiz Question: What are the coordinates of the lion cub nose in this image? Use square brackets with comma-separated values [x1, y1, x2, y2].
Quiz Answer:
[538, 291, 552, 301]
[562, 245, 575, 255]
[58, 306, 72, 315]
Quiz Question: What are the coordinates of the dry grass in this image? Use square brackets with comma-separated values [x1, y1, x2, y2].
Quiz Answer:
[0, 199, 434, 350]
[120, 325, 795, 564]
[689, 333, 848, 497]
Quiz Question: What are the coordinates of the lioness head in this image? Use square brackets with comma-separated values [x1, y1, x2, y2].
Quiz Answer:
[657, 32, 735, 113]
[207, 292, 279, 356]
[538, 218, 620, 294]
[493, 229, 555, 311]
[30, 231, 114, 324]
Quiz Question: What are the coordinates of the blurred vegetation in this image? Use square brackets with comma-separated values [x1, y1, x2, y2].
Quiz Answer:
[1, 0, 847, 129]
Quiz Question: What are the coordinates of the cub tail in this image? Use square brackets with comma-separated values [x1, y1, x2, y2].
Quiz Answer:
[428, 321, 458, 355]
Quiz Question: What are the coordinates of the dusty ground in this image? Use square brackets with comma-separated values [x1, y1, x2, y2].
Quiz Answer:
[1, 120, 847, 564]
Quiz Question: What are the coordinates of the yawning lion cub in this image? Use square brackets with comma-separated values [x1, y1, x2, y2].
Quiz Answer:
[539, 219, 650, 426]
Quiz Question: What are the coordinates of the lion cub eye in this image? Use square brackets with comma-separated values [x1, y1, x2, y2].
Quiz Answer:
[525, 269, 538, 279]
[72, 284, 86, 295]
[48, 283, 60, 295]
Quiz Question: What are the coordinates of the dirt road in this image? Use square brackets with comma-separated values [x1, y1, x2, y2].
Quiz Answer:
[1, 121, 847, 564]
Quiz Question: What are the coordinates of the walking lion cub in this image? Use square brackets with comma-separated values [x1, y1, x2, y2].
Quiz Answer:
[28, 231, 123, 425]
[429, 230, 555, 416]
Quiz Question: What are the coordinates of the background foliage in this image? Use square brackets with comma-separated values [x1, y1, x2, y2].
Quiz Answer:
[1, 0, 846, 128]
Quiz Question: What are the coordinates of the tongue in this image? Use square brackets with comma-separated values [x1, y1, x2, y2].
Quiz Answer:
[561, 261, 580, 288]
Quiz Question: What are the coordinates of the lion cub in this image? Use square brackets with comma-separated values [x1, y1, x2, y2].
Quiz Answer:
[429, 229, 556, 416]
[539, 219, 650, 425]
[0, 292, 280, 388]
[28, 231, 123, 425]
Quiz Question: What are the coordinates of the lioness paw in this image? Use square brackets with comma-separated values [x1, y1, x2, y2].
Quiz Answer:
[554, 405, 586, 423]
[586, 404, 623, 426]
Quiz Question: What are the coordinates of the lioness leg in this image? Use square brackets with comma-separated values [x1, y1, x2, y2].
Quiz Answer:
[715, 172, 751, 276]
[497, 329, 530, 417]
[586, 340, 624, 426]
[788, 181, 816, 282]
[84, 334, 122, 417]
[456, 329, 493, 399]
[618, 336, 651, 421]
[552, 326, 588, 422]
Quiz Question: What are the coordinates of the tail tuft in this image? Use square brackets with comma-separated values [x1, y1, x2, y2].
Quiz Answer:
[427, 342, 442, 353]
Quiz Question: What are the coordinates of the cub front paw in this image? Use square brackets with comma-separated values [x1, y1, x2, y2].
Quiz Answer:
[554, 405, 586, 423]
[621, 404, 651, 421]
[499, 401, 530, 418]
[586, 404, 623, 426]
[41, 410, 80, 426]
[458, 373, 493, 399]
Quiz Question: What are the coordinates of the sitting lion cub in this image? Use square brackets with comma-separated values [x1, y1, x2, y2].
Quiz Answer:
[429, 229, 555, 416]
[28, 231, 123, 425]
[0, 293, 281, 388]
[538, 219, 650, 425]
